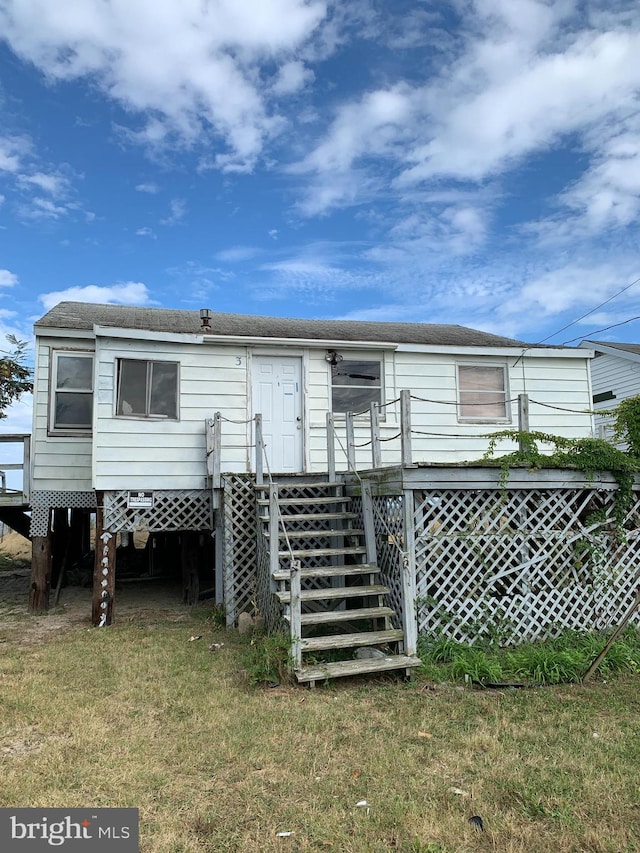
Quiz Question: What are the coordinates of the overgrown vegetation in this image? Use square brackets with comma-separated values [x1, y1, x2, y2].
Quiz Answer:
[417, 628, 640, 685]
[483, 429, 639, 526]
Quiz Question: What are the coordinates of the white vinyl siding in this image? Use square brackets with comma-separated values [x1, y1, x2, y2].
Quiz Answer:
[31, 330, 595, 489]
[32, 339, 94, 491]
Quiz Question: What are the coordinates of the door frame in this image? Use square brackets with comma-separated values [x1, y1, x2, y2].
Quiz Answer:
[247, 348, 309, 474]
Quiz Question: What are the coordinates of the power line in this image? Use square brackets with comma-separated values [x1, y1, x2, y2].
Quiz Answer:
[536, 274, 640, 345]
[562, 314, 640, 345]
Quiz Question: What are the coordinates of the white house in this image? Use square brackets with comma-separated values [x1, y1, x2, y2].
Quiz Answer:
[32, 302, 594, 497]
[580, 340, 640, 443]
[27, 302, 597, 681]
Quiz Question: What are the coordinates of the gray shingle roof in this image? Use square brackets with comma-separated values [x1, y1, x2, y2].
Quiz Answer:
[35, 301, 533, 348]
[584, 341, 640, 356]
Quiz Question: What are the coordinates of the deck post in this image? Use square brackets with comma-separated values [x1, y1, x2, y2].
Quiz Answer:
[370, 402, 381, 468]
[269, 484, 279, 588]
[518, 394, 530, 451]
[22, 434, 31, 501]
[214, 508, 224, 605]
[361, 479, 377, 566]
[401, 489, 418, 657]
[326, 412, 336, 481]
[345, 413, 356, 472]
[290, 558, 302, 669]
[255, 413, 264, 486]
[181, 531, 200, 606]
[92, 497, 116, 627]
[400, 390, 412, 467]
[29, 512, 52, 613]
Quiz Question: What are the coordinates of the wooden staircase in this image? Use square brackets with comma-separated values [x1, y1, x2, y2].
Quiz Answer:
[257, 479, 420, 687]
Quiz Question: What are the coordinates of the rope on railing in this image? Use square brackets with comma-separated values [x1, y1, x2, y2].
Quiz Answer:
[330, 420, 407, 562]
[218, 414, 255, 424]
[256, 429, 302, 667]
[409, 394, 520, 407]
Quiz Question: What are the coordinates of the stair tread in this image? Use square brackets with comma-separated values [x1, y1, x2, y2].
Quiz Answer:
[266, 528, 364, 539]
[301, 629, 404, 651]
[259, 512, 358, 523]
[295, 655, 421, 683]
[257, 496, 351, 506]
[255, 481, 343, 491]
[273, 564, 379, 580]
[292, 606, 395, 626]
[277, 584, 389, 603]
[279, 545, 366, 558]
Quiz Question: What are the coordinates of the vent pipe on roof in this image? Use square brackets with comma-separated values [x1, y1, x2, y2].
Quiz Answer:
[199, 308, 212, 333]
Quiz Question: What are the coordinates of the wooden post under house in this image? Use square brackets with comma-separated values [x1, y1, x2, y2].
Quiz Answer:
[29, 510, 52, 613]
[92, 498, 116, 627]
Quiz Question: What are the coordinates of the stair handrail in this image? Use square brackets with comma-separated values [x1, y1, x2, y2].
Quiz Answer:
[256, 427, 302, 669]
[326, 414, 418, 657]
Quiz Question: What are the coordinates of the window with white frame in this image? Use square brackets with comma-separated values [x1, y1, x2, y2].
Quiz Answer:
[331, 358, 382, 414]
[50, 351, 94, 433]
[457, 364, 509, 421]
[116, 359, 179, 419]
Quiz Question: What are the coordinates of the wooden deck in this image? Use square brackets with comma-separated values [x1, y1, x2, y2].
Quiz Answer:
[0, 434, 31, 538]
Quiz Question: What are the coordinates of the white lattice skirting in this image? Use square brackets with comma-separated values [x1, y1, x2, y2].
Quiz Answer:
[103, 489, 212, 533]
[30, 491, 97, 537]
[411, 485, 640, 644]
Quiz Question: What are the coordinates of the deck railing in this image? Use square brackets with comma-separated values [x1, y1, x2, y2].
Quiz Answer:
[0, 433, 31, 502]
[206, 392, 533, 483]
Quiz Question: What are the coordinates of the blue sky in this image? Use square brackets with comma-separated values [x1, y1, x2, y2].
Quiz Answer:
[1, 0, 640, 433]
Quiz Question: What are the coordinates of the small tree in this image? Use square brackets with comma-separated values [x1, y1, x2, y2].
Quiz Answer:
[0, 335, 33, 419]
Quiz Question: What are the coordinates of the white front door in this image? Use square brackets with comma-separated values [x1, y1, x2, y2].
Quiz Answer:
[252, 355, 303, 473]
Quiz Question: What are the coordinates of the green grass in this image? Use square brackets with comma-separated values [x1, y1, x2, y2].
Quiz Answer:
[2, 609, 640, 851]
[417, 628, 640, 685]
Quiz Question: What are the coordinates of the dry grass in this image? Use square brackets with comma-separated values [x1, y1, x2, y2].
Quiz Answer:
[1, 603, 640, 852]
[0, 530, 31, 562]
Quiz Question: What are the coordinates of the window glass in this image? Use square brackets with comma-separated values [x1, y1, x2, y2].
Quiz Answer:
[458, 365, 508, 419]
[57, 355, 93, 390]
[52, 352, 94, 431]
[331, 359, 381, 414]
[118, 360, 148, 415]
[150, 362, 178, 418]
[117, 359, 179, 419]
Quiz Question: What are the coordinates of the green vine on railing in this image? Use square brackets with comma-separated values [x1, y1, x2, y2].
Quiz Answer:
[482, 430, 638, 530]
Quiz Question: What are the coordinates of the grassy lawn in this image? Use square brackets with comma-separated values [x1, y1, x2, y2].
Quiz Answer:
[1, 606, 640, 852]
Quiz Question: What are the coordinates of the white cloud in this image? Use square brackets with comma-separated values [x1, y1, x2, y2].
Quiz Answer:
[271, 60, 314, 96]
[135, 226, 157, 239]
[135, 182, 160, 194]
[0, 135, 30, 173]
[18, 170, 70, 196]
[215, 246, 258, 263]
[0, 0, 328, 171]
[0, 269, 18, 287]
[161, 198, 186, 226]
[39, 282, 152, 311]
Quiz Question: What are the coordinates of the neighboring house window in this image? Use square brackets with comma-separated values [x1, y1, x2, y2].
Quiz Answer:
[116, 359, 179, 419]
[457, 364, 509, 421]
[331, 358, 382, 414]
[50, 351, 94, 433]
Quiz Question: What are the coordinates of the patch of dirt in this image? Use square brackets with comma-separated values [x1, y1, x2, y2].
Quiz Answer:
[0, 572, 194, 645]
[0, 531, 204, 644]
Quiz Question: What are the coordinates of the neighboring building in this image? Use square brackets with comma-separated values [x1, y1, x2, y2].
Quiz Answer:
[579, 340, 640, 443]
